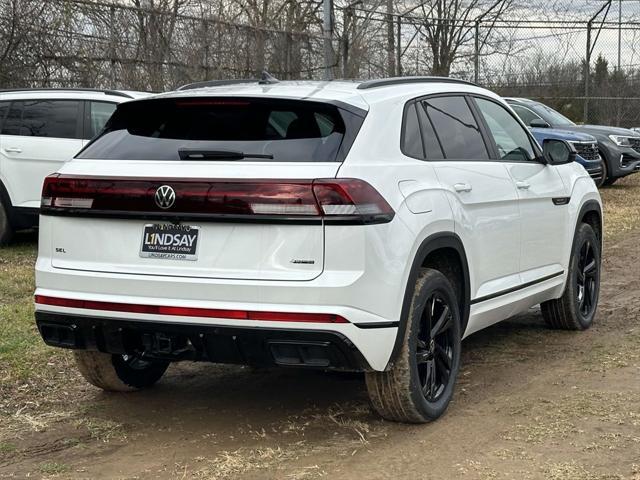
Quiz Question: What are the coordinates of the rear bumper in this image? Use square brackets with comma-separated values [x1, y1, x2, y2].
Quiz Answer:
[36, 311, 372, 371]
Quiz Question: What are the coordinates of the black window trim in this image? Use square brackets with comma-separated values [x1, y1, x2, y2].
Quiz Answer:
[0, 98, 84, 140]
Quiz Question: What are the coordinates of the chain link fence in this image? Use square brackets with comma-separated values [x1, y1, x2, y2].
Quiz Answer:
[1, 0, 639, 127]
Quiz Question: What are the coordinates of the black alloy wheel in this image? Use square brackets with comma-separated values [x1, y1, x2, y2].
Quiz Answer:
[416, 293, 455, 402]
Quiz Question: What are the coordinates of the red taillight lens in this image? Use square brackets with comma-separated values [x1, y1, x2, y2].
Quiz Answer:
[34, 295, 348, 324]
[41, 175, 394, 224]
[313, 178, 394, 219]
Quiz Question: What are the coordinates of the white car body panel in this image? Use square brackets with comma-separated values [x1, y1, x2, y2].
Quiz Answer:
[34, 80, 602, 371]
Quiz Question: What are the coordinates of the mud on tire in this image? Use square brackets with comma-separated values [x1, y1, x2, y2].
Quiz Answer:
[541, 222, 601, 330]
[365, 268, 461, 423]
[74, 351, 169, 392]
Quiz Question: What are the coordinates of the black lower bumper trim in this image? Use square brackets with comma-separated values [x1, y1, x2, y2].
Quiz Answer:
[35, 312, 371, 371]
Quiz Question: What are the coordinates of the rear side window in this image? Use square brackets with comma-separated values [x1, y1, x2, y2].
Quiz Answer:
[422, 96, 488, 160]
[78, 98, 363, 162]
[1, 100, 81, 139]
[87, 101, 117, 139]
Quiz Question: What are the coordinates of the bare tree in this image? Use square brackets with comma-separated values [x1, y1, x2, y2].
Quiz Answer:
[416, 0, 514, 76]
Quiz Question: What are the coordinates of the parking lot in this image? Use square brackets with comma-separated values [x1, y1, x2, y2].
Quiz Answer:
[0, 174, 637, 479]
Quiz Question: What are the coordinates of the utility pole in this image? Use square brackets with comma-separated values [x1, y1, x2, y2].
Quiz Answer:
[323, 0, 334, 80]
[386, 0, 395, 76]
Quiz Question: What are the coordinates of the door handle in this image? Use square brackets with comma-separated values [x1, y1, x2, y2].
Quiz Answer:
[516, 181, 531, 190]
[3, 147, 22, 153]
[453, 183, 472, 193]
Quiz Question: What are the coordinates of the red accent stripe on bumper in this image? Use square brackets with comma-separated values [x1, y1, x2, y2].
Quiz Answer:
[34, 295, 349, 324]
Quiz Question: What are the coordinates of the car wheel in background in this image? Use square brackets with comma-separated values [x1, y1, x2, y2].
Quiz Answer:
[74, 351, 169, 392]
[541, 223, 601, 330]
[365, 268, 461, 423]
[0, 198, 14, 246]
[594, 160, 606, 188]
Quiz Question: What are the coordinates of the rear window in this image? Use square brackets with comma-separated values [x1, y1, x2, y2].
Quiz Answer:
[77, 98, 363, 162]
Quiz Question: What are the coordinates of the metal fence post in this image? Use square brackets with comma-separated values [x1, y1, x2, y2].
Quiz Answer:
[109, 5, 116, 89]
[203, 18, 210, 80]
[584, 21, 592, 124]
[396, 15, 402, 76]
[323, 0, 334, 80]
[474, 20, 480, 84]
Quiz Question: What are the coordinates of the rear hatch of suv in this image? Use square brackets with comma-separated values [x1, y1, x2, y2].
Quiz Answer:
[41, 95, 387, 281]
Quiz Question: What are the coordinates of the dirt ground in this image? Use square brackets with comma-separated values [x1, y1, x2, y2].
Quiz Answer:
[1, 177, 640, 479]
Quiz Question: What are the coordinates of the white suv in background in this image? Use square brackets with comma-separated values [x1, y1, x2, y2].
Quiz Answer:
[0, 88, 149, 244]
[34, 78, 602, 423]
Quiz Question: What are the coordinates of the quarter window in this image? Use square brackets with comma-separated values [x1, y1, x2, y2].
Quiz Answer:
[475, 98, 536, 162]
[88, 101, 117, 139]
[1, 100, 81, 139]
[401, 103, 424, 159]
[421, 96, 488, 160]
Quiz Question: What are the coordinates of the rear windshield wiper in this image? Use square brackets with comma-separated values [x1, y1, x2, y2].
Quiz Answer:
[178, 149, 274, 161]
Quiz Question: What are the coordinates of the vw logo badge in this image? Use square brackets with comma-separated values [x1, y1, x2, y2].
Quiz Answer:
[154, 185, 176, 209]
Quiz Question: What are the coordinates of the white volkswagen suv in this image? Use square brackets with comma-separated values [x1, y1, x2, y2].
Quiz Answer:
[0, 88, 149, 244]
[34, 77, 602, 423]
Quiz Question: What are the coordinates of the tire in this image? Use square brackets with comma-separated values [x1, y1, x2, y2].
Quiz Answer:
[541, 223, 601, 330]
[0, 198, 14, 246]
[74, 351, 169, 392]
[365, 268, 462, 423]
[603, 176, 618, 186]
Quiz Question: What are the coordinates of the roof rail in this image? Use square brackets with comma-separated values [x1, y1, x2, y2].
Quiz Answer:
[177, 79, 257, 91]
[0, 88, 133, 98]
[357, 76, 476, 90]
[177, 71, 279, 91]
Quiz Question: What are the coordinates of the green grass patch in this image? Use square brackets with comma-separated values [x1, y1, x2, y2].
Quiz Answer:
[39, 461, 70, 475]
[0, 441, 17, 454]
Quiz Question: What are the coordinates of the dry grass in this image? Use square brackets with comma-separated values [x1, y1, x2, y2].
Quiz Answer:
[599, 174, 640, 241]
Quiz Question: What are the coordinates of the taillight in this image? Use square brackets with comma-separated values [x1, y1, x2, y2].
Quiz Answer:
[41, 175, 394, 224]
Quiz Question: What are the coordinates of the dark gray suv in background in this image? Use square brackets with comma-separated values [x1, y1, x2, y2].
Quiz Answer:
[506, 97, 640, 185]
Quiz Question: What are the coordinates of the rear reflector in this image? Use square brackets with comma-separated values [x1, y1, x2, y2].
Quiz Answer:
[34, 295, 349, 324]
[41, 175, 394, 224]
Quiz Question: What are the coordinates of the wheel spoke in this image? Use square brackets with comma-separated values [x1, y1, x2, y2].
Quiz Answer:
[435, 355, 450, 384]
[421, 360, 434, 396]
[416, 349, 430, 364]
[584, 259, 597, 277]
[435, 344, 452, 370]
[428, 360, 437, 399]
[431, 305, 451, 338]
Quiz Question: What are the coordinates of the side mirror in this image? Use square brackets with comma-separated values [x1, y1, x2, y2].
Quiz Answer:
[542, 139, 576, 165]
[530, 119, 550, 128]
